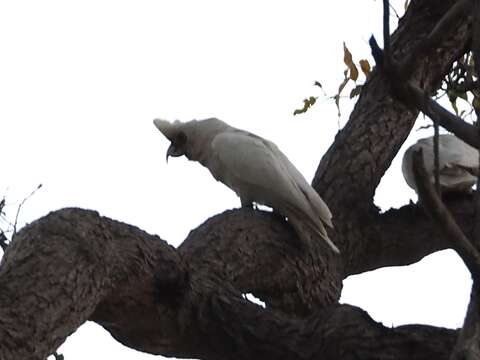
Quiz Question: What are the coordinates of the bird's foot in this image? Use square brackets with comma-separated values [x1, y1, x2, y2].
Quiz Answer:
[241, 199, 258, 209]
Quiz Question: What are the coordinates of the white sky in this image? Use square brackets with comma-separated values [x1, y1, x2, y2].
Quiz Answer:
[0, 1, 471, 359]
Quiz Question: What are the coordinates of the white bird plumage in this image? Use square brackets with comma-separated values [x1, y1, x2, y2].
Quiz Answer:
[402, 134, 478, 193]
[153, 117, 339, 253]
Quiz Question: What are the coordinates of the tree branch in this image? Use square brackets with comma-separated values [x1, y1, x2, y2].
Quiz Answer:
[314, 0, 472, 218]
[344, 194, 474, 276]
[0, 208, 460, 360]
[369, 1, 477, 150]
[451, 2, 480, 358]
[397, 0, 471, 80]
[396, 77, 478, 149]
[411, 149, 480, 282]
[0, 208, 185, 359]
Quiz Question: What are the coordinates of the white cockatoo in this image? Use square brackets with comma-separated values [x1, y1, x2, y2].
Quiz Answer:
[153, 118, 339, 253]
[402, 134, 478, 193]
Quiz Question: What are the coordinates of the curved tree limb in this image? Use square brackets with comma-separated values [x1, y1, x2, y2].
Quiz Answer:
[411, 149, 480, 281]
[0, 208, 460, 359]
[344, 195, 475, 275]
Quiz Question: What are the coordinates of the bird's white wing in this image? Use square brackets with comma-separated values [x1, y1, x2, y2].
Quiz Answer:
[209, 131, 332, 227]
[265, 142, 333, 227]
[438, 135, 478, 170]
[402, 134, 478, 192]
[209, 131, 296, 201]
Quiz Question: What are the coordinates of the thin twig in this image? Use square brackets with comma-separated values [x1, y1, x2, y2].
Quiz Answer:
[389, 2, 400, 20]
[416, 124, 433, 131]
[383, 0, 391, 70]
[12, 184, 42, 237]
[433, 119, 440, 194]
[392, 71, 478, 149]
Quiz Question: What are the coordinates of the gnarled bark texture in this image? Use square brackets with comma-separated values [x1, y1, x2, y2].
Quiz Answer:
[0, 1, 475, 359]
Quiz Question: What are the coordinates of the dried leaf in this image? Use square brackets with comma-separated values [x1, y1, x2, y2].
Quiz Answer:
[343, 42, 358, 82]
[314, 81, 323, 88]
[359, 59, 371, 77]
[448, 95, 459, 116]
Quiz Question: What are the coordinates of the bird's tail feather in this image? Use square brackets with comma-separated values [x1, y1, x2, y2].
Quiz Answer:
[284, 204, 340, 254]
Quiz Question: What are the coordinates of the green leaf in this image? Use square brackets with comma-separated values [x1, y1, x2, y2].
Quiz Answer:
[473, 96, 480, 111]
[293, 96, 318, 116]
[449, 97, 459, 116]
[457, 91, 468, 102]
[350, 85, 363, 98]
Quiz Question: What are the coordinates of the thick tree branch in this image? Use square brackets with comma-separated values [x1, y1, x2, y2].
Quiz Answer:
[178, 209, 343, 317]
[397, 0, 471, 79]
[0, 208, 185, 359]
[451, 284, 480, 360]
[0, 208, 460, 360]
[344, 194, 475, 275]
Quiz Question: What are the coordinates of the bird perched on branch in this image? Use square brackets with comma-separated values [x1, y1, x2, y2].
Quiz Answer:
[153, 117, 339, 253]
[402, 134, 478, 193]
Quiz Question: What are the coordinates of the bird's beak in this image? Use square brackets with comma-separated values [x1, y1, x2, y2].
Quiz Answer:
[166, 144, 174, 163]
[166, 143, 184, 163]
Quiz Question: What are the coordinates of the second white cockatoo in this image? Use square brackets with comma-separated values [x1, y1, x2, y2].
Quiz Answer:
[402, 134, 478, 193]
[153, 117, 339, 254]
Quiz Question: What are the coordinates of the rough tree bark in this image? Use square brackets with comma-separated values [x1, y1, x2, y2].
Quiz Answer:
[0, 0, 476, 359]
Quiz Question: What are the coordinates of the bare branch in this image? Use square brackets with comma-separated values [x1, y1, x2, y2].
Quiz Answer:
[452, 3, 480, 359]
[433, 119, 441, 195]
[410, 82, 478, 148]
[369, 37, 479, 149]
[370, 0, 477, 149]
[383, 0, 391, 69]
[411, 149, 480, 282]
[12, 184, 42, 237]
[451, 284, 480, 360]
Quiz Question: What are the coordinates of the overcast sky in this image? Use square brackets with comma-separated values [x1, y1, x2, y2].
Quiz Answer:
[0, 1, 471, 359]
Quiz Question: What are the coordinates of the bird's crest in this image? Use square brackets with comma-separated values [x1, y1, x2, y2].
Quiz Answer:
[153, 119, 183, 140]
